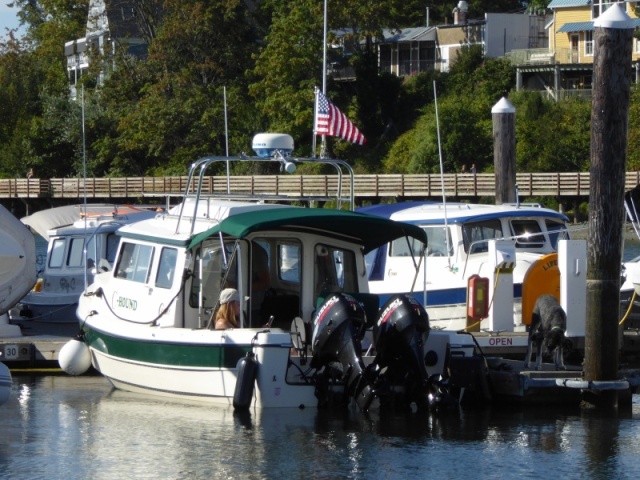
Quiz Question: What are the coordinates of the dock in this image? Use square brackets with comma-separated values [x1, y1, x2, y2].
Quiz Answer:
[0, 319, 80, 371]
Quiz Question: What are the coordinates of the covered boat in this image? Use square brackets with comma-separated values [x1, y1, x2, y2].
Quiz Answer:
[65, 136, 468, 410]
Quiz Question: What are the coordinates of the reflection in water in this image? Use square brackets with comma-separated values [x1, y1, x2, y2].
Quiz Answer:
[1, 376, 640, 479]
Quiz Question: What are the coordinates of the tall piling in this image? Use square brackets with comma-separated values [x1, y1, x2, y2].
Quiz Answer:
[584, 4, 634, 409]
[492, 97, 516, 204]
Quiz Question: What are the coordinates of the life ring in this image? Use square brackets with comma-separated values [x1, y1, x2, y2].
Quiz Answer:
[521, 253, 560, 325]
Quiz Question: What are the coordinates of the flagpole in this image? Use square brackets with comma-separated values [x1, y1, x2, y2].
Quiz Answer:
[320, 0, 328, 157]
[312, 88, 318, 157]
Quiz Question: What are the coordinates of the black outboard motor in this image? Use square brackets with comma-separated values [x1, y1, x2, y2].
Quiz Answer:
[311, 293, 377, 411]
[373, 294, 432, 410]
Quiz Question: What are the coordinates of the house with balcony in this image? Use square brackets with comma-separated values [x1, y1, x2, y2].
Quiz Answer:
[330, 8, 548, 80]
[510, 0, 640, 100]
[64, 0, 148, 99]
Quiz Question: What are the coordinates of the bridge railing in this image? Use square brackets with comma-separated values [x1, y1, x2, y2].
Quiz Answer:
[1, 172, 640, 200]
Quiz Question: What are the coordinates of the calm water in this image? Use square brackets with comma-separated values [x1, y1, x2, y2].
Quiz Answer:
[1, 375, 640, 479]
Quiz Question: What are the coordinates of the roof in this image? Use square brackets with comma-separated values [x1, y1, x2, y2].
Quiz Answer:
[380, 27, 437, 43]
[557, 21, 594, 32]
[548, 0, 590, 8]
[187, 207, 428, 253]
[557, 18, 640, 32]
[358, 201, 569, 225]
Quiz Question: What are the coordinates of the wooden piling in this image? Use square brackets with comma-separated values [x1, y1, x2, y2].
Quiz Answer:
[584, 4, 635, 409]
[492, 98, 516, 204]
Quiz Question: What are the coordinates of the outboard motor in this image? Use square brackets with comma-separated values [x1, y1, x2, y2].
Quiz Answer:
[373, 294, 432, 410]
[311, 293, 377, 411]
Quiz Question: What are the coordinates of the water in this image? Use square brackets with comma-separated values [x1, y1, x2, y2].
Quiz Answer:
[1, 375, 640, 479]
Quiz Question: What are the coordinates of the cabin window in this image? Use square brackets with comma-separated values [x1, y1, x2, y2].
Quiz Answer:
[67, 237, 85, 267]
[510, 220, 545, 248]
[189, 239, 236, 309]
[278, 241, 301, 284]
[463, 220, 502, 254]
[546, 220, 569, 249]
[106, 233, 119, 263]
[155, 247, 178, 289]
[49, 238, 66, 268]
[115, 242, 155, 283]
[314, 244, 358, 300]
[389, 236, 424, 257]
[424, 226, 452, 257]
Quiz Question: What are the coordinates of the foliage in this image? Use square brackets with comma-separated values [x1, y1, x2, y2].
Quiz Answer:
[0, 0, 636, 183]
[511, 91, 591, 172]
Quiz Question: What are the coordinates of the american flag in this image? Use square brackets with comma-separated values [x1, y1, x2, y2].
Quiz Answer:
[315, 90, 366, 145]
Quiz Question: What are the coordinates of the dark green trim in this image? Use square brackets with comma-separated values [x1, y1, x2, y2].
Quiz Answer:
[84, 326, 249, 368]
[188, 207, 427, 253]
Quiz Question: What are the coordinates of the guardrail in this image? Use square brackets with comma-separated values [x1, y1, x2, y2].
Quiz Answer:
[1, 172, 639, 201]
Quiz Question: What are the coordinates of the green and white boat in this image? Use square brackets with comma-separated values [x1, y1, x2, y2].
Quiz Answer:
[62, 135, 447, 410]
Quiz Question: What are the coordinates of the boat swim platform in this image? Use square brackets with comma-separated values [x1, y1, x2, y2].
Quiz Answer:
[484, 358, 640, 406]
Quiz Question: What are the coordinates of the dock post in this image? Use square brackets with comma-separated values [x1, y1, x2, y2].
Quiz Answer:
[491, 98, 516, 204]
[584, 4, 634, 409]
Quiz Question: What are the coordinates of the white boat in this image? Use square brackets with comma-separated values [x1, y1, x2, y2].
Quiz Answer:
[359, 201, 571, 333]
[62, 135, 468, 411]
[0, 361, 10, 406]
[0, 204, 36, 337]
[12, 204, 157, 323]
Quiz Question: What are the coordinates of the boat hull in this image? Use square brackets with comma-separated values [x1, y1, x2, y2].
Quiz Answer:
[83, 324, 318, 408]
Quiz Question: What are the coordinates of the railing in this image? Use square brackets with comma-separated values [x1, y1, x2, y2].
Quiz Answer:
[1, 172, 639, 201]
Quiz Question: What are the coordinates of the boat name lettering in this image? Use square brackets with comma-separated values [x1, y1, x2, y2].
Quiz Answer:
[378, 297, 402, 326]
[488, 337, 512, 346]
[117, 296, 138, 310]
[542, 259, 557, 271]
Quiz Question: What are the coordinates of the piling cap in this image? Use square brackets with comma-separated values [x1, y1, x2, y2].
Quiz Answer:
[491, 97, 515, 114]
[594, 3, 635, 29]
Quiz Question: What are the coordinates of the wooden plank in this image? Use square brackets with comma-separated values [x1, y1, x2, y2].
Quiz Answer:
[1, 172, 640, 201]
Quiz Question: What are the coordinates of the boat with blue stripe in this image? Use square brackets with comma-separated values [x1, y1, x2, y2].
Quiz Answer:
[359, 201, 571, 333]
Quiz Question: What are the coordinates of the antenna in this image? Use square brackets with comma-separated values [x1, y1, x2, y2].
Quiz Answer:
[434, 80, 453, 272]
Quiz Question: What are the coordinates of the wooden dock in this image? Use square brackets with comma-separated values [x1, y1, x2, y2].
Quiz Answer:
[0, 319, 79, 371]
[2, 171, 640, 204]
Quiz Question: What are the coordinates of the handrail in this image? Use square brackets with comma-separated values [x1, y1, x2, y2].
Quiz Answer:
[3, 172, 640, 202]
[170, 152, 356, 236]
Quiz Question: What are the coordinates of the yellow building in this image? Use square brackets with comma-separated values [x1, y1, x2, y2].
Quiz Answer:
[515, 1, 640, 99]
[549, 0, 640, 64]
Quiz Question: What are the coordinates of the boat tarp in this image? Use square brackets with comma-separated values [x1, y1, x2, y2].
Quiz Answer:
[187, 208, 427, 253]
[21, 204, 117, 240]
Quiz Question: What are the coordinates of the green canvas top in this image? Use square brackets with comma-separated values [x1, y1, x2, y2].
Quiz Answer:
[187, 207, 427, 253]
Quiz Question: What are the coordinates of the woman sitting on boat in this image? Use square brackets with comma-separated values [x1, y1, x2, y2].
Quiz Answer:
[213, 288, 241, 329]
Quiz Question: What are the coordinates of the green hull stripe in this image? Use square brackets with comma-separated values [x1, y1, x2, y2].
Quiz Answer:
[84, 327, 249, 368]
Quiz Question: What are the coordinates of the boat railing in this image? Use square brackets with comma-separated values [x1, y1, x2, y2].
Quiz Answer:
[175, 152, 355, 236]
[460, 227, 573, 278]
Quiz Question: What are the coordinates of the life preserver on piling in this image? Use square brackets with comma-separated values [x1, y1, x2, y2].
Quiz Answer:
[59, 336, 92, 376]
[233, 352, 258, 410]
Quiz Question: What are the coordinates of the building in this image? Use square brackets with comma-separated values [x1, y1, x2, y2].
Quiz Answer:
[332, 4, 548, 80]
[510, 0, 640, 100]
[64, 0, 148, 99]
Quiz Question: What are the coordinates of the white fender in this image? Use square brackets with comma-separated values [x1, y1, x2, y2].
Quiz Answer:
[58, 337, 92, 376]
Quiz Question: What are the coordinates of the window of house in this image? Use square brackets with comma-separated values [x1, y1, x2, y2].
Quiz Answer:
[592, 0, 614, 19]
[585, 31, 594, 56]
